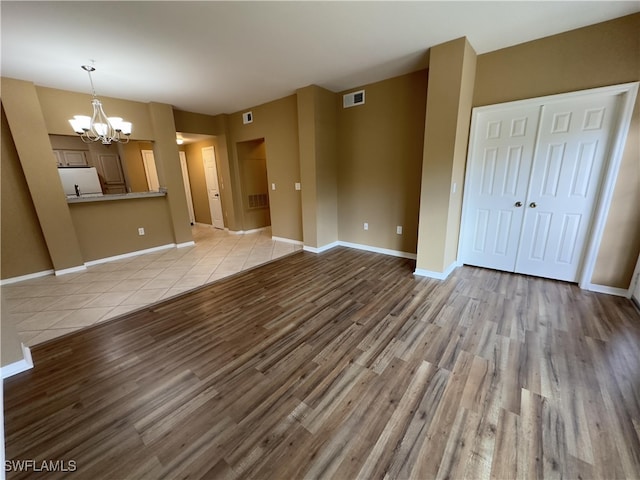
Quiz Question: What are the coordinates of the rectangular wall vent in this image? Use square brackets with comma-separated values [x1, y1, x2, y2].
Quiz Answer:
[248, 193, 269, 209]
[343, 90, 365, 108]
[242, 111, 253, 124]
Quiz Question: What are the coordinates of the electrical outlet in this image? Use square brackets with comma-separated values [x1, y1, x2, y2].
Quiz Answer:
[138, 227, 145, 236]
[364, 222, 369, 231]
[396, 226, 403, 235]
[295, 182, 301, 191]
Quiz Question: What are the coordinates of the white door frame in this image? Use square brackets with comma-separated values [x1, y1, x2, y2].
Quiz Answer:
[458, 82, 639, 292]
[179, 151, 196, 225]
[202, 146, 225, 229]
[141, 149, 160, 191]
[631, 253, 640, 303]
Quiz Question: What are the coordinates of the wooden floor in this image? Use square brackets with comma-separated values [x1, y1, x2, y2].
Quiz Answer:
[4, 248, 640, 479]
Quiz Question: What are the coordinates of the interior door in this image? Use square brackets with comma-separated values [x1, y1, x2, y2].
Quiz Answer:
[141, 149, 160, 192]
[515, 93, 620, 281]
[96, 153, 127, 194]
[460, 105, 540, 271]
[179, 151, 196, 225]
[202, 146, 224, 229]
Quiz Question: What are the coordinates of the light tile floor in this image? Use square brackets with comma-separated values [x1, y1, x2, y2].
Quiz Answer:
[2, 225, 302, 347]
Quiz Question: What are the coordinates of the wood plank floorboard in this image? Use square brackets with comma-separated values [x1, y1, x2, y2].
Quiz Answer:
[4, 247, 640, 479]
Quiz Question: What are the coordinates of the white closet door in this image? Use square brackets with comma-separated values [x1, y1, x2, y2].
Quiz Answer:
[515, 93, 620, 281]
[461, 105, 540, 271]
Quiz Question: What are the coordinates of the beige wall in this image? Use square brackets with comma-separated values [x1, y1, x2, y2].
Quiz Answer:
[120, 141, 155, 192]
[68, 197, 174, 262]
[1, 106, 53, 279]
[228, 95, 302, 240]
[37, 86, 154, 140]
[148, 102, 193, 245]
[297, 85, 339, 249]
[2, 78, 85, 272]
[48, 134, 89, 151]
[474, 13, 640, 288]
[416, 38, 476, 272]
[237, 139, 271, 230]
[337, 70, 428, 253]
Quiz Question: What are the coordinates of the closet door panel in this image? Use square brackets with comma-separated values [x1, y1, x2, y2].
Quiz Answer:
[515, 93, 620, 281]
[461, 106, 540, 271]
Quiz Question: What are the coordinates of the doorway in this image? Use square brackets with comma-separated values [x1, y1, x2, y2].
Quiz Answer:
[236, 138, 271, 231]
[460, 83, 638, 283]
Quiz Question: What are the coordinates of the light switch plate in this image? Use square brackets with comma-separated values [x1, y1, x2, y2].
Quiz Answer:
[295, 182, 301, 191]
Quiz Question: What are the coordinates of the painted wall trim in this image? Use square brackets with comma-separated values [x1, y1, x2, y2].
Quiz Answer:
[272, 236, 304, 246]
[1, 343, 33, 379]
[0, 269, 54, 286]
[84, 243, 176, 266]
[578, 82, 639, 288]
[414, 261, 461, 280]
[303, 241, 340, 254]
[337, 241, 416, 260]
[583, 283, 630, 298]
[303, 240, 416, 259]
[54, 265, 87, 276]
[176, 241, 195, 248]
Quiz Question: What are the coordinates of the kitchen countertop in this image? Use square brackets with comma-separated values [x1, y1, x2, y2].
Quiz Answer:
[66, 191, 166, 204]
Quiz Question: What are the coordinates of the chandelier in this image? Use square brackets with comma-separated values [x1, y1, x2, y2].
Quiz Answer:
[68, 65, 132, 144]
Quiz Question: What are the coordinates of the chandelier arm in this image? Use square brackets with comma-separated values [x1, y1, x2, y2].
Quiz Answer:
[70, 65, 133, 144]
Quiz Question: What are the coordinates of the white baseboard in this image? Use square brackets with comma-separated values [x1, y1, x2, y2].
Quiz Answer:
[272, 236, 304, 246]
[337, 241, 417, 260]
[54, 265, 87, 276]
[84, 243, 176, 266]
[414, 261, 461, 280]
[0, 269, 54, 286]
[176, 241, 195, 248]
[582, 283, 629, 297]
[1, 343, 33, 379]
[303, 241, 340, 254]
[303, 240, 416, 260]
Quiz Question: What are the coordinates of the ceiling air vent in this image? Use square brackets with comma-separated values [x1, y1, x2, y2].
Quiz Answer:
[343, 90, 365, 108]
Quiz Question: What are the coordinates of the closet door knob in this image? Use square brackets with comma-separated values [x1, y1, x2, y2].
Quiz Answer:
[529, 202, 537, 208]
[514, 201, 523, 207]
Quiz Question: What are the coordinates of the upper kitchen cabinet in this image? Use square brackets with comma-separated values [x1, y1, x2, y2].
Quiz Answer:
[50, 134, 90, 167]
[54, 149, 89, 167]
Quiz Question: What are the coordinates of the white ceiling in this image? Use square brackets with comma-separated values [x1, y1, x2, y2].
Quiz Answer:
[2, 1, 638, 116]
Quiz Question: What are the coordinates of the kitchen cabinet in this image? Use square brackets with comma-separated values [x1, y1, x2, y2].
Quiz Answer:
[54, 150, 89, 167]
